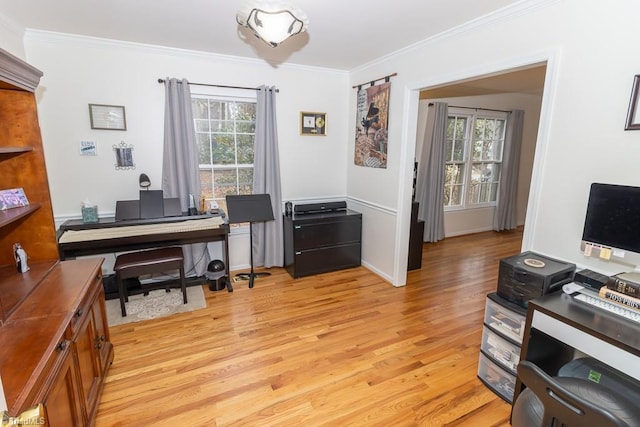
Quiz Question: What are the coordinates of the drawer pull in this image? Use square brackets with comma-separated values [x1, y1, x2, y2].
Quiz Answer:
[294, 225, 301, 229]
[75, 309, 84, 317]
[56, 340, 67, 352]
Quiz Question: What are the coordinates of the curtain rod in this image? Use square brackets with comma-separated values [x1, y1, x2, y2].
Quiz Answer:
[352, 72, 397, 89]
[157, 78, 279, 93]
[428, 102, 510, 114]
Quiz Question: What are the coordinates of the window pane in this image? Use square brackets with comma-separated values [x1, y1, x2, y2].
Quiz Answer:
[237, 134, 254, 164]
[199, 169, 214, 201]
[444, 184, 463, 206]
[235, 102, 256, 120]
[192, 98, 209, 119]
[445, 139, 454, 162]
[212, 134, 236, 165]
[238, 167, 253, 195]
[236, 121, 255, 133]
[194, 119, 210, 132]
[197, 133, 212, 164]
[453, 139, 465, 161]
[213, 168, 238, 198]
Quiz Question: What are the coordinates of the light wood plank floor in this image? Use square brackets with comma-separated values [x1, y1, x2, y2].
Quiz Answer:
[95, 228, 522, 426]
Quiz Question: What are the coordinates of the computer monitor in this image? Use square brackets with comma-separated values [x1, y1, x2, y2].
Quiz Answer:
[581, 183, 640, 269]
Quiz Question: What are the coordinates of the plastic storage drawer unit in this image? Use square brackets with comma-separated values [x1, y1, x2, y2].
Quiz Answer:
[483, 292, 527, 342]
[477, 352, 516, 402]
[481, 326, 521, 374]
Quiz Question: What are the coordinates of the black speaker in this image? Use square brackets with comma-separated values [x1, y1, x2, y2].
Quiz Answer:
[294, 201, 347, 214]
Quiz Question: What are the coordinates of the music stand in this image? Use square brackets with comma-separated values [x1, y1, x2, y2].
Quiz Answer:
[226, 194, 275, 288]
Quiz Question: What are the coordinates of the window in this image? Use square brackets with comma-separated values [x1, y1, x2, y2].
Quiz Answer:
[192, 92, 256, 214]
[444, 109, 506, 209]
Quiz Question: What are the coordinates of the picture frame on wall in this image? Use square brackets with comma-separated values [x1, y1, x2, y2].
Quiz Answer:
[89, 104, 127, 130]
[625, 75, 640, 130]
[300, 112, 327, 136]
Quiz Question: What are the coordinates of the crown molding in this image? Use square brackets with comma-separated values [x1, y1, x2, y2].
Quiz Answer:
[350, 0, 560, 74]
[0, 47, 42, 92]
[23, 29, 348, 76]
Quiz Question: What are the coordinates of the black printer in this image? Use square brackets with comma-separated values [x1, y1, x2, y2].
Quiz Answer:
[497, 251, 575, 307]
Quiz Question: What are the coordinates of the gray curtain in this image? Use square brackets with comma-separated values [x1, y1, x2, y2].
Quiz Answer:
[493, 109, 524, 231]
[415, 102, 448, 242]
[252, 85, 283, 267]
[161, 77, 211, 276]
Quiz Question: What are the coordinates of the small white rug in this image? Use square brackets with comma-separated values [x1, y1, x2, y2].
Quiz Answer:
[105, 286, 206, 326]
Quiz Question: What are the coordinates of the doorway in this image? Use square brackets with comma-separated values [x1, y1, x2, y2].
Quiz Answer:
[411, 64, 546, 253]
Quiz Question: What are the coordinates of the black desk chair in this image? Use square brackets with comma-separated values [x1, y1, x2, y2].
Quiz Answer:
[225, 194, 275, 289]
[512, 361, 640, 427]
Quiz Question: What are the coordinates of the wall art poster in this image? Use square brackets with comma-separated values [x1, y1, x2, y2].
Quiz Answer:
[354, 81, 390, 168]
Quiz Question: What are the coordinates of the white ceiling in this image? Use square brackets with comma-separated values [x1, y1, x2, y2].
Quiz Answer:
[0, 0, 523, 71]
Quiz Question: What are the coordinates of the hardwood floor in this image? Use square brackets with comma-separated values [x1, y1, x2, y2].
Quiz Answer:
[95, 229, 523, 426]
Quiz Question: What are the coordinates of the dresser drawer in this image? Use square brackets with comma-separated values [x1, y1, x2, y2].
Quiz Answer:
[293, 217, 361, 250]
[293, 242, 361, 277]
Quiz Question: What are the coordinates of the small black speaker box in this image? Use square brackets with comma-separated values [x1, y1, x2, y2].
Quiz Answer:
[294, 201, 347, 214]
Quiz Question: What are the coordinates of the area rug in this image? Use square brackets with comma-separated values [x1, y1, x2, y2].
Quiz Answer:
[105, 286, 206, 326]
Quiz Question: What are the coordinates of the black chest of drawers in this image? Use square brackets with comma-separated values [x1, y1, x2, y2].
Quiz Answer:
[283, 209, 362, 278]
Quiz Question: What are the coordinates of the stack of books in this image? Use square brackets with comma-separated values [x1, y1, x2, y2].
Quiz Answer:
[599, 272, 640, 311]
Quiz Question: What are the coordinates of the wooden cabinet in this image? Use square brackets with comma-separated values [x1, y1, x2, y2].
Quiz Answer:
[0, 49, 113, 425]
[0, 48, 58, 324]
[73, 283, 111, 422]
[0, 259, 114, 425]
[39, 342, 84, 426]
[284, 209, 362, 278]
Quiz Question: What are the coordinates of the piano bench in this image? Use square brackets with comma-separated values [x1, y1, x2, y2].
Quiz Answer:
[114, 246, 186, 317]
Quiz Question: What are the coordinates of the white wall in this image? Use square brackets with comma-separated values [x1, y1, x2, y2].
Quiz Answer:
[347, 0, 640, 284]
[21, 31, 349, 271]
[0, 13, 25, 59]
[8, 0, 640, 283]
[416, 92, 542, 237]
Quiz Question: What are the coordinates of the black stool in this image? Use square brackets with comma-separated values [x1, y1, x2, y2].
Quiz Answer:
[114, 247, 186, 317]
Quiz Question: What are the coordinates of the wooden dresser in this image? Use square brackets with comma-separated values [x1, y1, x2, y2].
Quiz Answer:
[0, 48, 113, 425]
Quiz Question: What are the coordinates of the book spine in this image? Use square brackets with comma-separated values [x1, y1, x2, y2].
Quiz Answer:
[607, 277, 640, 298]
[599, 286, 640, 311]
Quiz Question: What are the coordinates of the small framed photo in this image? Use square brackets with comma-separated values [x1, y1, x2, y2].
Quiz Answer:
[300, 112, 327, 136]
[0, 188, 29, 211]
[80, 140, 97, 156]
[625, 75, 640, 130]
[89, 104, 127, 131]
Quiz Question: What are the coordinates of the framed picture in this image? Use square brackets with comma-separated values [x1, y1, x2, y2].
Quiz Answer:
[0, 188, 29, 211]
[113, 142, 135, 169]
[80, 140, 97, 156]
[625, 75, 640, 130]
[300, 112, 327, 136]
[89, 104, 127, 130]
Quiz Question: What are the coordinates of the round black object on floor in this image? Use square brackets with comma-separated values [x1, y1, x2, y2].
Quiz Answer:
[208, 259, 225, 272]
[512, 376, 640, 427]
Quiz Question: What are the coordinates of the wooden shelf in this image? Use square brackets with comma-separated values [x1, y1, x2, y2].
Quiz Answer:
[0, 204, 41, 228]
[0, 259, 58, 323]
[0, 147, 33, 155]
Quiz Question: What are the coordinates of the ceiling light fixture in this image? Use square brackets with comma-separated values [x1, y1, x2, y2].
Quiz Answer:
[236, 2, 308, 48]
